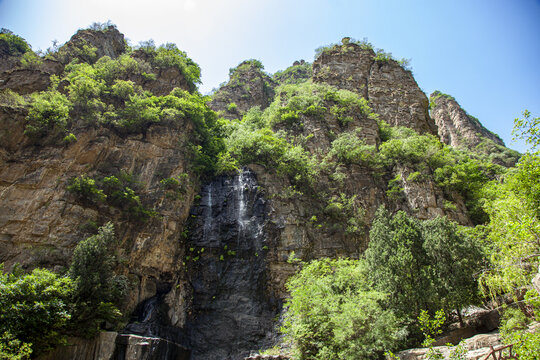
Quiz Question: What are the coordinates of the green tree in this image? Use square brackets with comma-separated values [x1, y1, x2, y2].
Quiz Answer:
[68, 223, 127, 336]
[366, 208, 485, 334]
[479, 154, 540, 297]
[282, 258, 404, 360]
[422, 217, 483, 325]
[0, 265, 74, 357]
[365, 207, 431, 319]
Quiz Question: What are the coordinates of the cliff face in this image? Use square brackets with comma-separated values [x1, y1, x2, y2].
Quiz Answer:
[313, 42, 436, 134]
[430, 91, 520, 166]
[0, 29, 519, 360]
[0, 112, 196, 312]
[430, 91, 503, 149]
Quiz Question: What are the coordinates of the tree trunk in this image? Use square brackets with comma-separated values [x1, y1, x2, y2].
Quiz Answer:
[456, 307, 464, 328]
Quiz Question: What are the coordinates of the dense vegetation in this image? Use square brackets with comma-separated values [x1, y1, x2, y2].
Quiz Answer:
[282, 111, 539, 359]
[0, 224, 126, 358]
[0, 28, 32, 56]
[12, 33, 225, 175]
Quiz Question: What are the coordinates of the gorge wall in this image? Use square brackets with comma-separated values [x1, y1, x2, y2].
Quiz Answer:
[0, 31, 520, 359]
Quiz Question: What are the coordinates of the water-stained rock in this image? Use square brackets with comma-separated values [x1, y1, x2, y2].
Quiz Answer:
[185, 168, 278, 360]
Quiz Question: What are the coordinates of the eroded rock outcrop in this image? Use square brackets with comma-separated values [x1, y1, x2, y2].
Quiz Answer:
[57, 25, 127, 64]
[430, 91, 520, 166]
[210, 60, 276, 119]
[313, 41, 436, 134]
[430, 91, 503, 149]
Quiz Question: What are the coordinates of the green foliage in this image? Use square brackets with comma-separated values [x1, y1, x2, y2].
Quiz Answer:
[474, 138, 520, 166]
[513, 109, 540, 151]
[479, 153, 540, 297]
[273, 61, 312, 85]
[0, 29, 32, 56]
[227, 102, 238, 112]
[282, 258, 404, 360]
[67, 172, 157, 220]
[24, 90, 72, 139]
[366, 207, 484, 338]
[324, 193, 366, 235]
[136, 42, 201, 90]
[374, 49, 392, 63]
[61, 55, 225, 175]
[500, 304, 540, 360]
[68, 223, 127, 337]
[223, 112, 316, 186]
[422, 217, 483, 315]
[379, 124, 504, 223]
[151, 43, 201, 91]
[0, 264, 75, 356]
[379, 131, 445, 169]
[386, 174, 404, 200]
[418, 309, 445, 347]
[160, 173, 188, 193]
[67, 175, 106, 203]
[229, 59, 264, 77]
[0, 89, 26, 108]
[0, 331, 33, 360]
[19, 51, 43, 69]
[366, 207, 430, 319]
[63, 132, 77, 144]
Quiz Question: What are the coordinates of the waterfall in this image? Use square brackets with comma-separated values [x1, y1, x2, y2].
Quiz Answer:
[185, 168, 277, 360]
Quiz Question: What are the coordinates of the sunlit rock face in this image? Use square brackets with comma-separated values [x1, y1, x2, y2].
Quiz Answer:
[313, 42, 437, 135]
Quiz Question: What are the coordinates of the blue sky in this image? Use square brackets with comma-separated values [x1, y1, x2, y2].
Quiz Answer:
[1, 0, 539, 151]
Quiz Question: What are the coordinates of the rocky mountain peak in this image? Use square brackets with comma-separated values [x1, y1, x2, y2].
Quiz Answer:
[313, 40, 437, 134]
[430, 91, 504, 148]
[57, 25, 127, 63]
[210, 59, 276, 119]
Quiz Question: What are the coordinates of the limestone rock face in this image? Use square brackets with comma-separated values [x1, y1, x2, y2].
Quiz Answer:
[430, 92, 504, 149]
[0, 110, 196, 314]
[210, 61, 276, 119]
[430, 92, 520, 166]
[58, 26, 127, 63]
[0, 59, 63, 94]
[313, 43, 436, 134]
[368, 60, 436, 134]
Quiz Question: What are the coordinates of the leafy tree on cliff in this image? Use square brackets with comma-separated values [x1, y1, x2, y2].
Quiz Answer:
[68, 222, 128, 336]
[282, 258, 404, 360]
[366, 207, 484, 329]
[365, 207, 432, 319]
[0, 264, 75, 357]
[422, 216, 483, 325]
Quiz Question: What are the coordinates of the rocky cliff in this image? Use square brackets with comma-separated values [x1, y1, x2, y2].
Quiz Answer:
[430, 91, 520, 166]
[313, 41, 436, 134]
[0, 30, 521, 360]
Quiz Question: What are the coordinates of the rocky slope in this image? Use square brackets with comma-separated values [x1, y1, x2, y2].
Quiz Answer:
[0, 30, 522, 360]
[430, 91, 520, 166]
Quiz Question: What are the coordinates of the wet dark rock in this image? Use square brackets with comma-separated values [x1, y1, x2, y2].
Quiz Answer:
[185, 168, 279, 360]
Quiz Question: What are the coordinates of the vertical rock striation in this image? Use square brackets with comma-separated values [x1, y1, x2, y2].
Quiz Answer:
[313, 41, 436, 134]
[430, 91, 504, 149]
